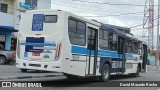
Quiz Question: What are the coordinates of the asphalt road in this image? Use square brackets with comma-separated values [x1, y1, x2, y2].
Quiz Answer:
[0, 64, 160, 90]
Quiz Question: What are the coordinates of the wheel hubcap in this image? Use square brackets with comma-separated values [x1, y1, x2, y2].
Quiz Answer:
[0, 57, 4, 63]
[104, 66, 109, 79]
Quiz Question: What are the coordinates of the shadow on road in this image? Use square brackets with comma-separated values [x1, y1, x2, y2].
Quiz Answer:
[39, 75, 141, 87]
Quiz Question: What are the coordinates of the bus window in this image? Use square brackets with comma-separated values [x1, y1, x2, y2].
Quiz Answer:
[126, 39, 129, 53]
[68, 19, 76, 32]
[99, 30, 108, 49]
[118, 37, 124, 54]
[44, 15, 57, 23]
[112, 33, 117, 51]
[108, 32, 113, 50]
[128, 40, 132, 53]
[77, 21, 86, 34]
[99, 29, 103, 39]
[125, 39, 132, 53]
[68, 18, 86, 46]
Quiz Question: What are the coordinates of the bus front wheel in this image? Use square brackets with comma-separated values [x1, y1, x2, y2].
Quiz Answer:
[101, 64, 110, 81]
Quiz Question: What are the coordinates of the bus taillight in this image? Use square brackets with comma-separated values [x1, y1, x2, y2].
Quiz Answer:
[54, 43, 62, 60]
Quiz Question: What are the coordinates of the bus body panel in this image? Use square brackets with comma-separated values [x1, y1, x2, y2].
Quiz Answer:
[16, 10, 65, 72]
[16, 9, 145, 79]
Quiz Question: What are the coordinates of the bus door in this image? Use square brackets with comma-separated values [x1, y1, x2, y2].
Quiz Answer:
[118, 36, 126, 73]
[142, 44, 147, 72]
[86, 27, 98, 75]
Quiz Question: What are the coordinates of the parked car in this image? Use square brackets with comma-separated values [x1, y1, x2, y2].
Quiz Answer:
[0, 50, 16, 65]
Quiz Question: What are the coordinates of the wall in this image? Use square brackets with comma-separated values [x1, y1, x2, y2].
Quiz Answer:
[0, 0, 17, 14]
[0, 12, 14, 27]
[37, 0, 51, 9]
[0, 31, 11, 50]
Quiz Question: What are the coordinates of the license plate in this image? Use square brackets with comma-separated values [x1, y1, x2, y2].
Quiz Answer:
[32, 52, 40, 56]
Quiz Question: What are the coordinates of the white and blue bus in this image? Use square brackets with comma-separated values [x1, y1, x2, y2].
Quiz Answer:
[16, 9, 148, 81]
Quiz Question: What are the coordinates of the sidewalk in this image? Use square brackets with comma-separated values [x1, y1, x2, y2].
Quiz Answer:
[146, 65, 160, 72]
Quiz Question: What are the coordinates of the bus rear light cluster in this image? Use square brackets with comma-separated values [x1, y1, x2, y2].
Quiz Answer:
[54, 43, 62, 60]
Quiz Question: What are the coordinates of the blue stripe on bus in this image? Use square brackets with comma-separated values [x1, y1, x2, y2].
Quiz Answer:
[72, 46, 87, 55]
[20, 43, 56, 46]
[71, 45, 134, 59]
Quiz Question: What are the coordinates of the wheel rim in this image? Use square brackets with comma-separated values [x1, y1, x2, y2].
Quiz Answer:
[0, 57, 5, 64]
[104, 65, 109, 79]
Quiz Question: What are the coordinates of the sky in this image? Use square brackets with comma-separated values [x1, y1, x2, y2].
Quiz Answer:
[51, 0, 159, 48]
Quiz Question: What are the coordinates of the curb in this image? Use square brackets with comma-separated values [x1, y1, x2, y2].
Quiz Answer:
[0, 75, 62, 80]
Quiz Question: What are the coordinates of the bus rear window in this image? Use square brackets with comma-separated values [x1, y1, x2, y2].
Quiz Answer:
[44, 15, 57, 23]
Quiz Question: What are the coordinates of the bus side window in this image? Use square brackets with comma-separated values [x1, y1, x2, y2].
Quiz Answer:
[118, 37, 124, 54]
[68, 18, 86, 46]
[99, 29, 108, 50]
[108, 32, 113, 50]
[112, 33, 117, 51]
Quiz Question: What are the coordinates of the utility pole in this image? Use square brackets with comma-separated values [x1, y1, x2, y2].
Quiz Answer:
[143, 0, 154, 51]
[156, 0, 160, 69]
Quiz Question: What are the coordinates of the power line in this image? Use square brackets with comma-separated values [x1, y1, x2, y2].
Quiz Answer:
[54, 0, 131, 14]
[72, 0, 158, 6]
[130, 17, 160, 28]
[52, 2, 144, 16]
[81, 12, 144, 17]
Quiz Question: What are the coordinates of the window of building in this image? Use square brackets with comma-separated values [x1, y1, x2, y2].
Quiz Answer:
[25, 0, 37, 7]
[0, 35, 5, 50]
[68, 18, 86, 46]
[0, 3, 8, 13]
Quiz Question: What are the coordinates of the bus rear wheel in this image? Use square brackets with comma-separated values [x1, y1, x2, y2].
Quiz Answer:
[21, 69, 27, 72]
[100, 64, 110, 81]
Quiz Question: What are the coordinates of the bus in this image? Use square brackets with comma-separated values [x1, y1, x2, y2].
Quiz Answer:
[16, 9, 148, 81]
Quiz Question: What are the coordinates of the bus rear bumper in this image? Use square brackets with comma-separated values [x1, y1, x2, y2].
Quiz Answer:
[16, 59, 61, 72]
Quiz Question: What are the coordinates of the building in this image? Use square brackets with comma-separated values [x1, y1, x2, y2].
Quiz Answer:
[0, 0, 17, 50]
[0, 0, 51, 51]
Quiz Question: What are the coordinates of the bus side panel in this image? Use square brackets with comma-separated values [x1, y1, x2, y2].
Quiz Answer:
[124, 60, 138, 74]
[68, 46, 87, 76]
[111, 58, 123, 73]
[99, 57, 124, 74]
[60, 13, 72, 74]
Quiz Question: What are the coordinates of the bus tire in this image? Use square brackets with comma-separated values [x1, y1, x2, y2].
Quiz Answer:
[21, 69, 27, 72]
[101, 64, 110, 82]
[0, 56, 6, 65]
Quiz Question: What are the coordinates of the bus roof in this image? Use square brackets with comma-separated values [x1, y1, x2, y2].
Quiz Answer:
[25, 9, 101, 27]
[100, 23, 127, 38]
